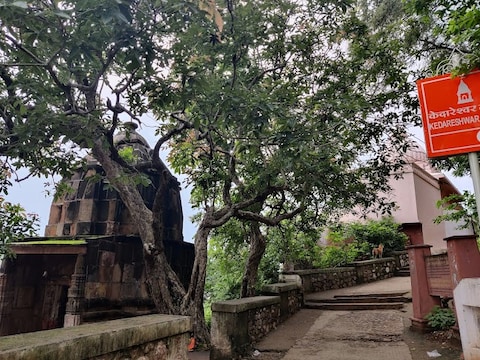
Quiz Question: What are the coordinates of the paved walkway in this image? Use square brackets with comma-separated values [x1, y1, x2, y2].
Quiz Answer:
[259, 276, 412, 360]
[189, 276, 463, 360]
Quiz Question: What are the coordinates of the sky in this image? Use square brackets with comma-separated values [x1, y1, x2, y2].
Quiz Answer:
[4, 123, 476, 243]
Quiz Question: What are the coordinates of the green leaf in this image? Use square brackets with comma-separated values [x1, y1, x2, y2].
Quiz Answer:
[53, 10, 71, 19]
[10, 1, 28, 9]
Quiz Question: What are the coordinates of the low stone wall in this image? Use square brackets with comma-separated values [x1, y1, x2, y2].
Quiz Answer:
[210, 283, 302, 360]
[280, 254, 406, 294]
[0, 314, 191, 360]
[210, 296, 279, 360]
[352, 257, 396, 283]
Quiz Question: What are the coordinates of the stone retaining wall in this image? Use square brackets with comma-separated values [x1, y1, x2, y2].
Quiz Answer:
[281, 267, 357, 293]
[280, 254, 407, 293]
[352, 257, 396, 283]
[0, 314, 191, 360]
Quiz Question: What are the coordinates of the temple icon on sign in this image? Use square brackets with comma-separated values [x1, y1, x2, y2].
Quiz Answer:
[457, 79, 474, 104]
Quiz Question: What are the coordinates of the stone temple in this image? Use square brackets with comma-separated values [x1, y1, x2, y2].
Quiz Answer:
[0, 123, 194, 335]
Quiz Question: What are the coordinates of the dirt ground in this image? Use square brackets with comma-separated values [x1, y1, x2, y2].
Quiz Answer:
[400, 306, 463, 360]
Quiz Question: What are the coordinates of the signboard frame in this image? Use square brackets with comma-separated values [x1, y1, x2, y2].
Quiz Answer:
[416, 70, 480, 158]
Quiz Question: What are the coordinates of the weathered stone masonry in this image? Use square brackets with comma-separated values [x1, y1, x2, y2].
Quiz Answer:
[0, 314, 191, 360]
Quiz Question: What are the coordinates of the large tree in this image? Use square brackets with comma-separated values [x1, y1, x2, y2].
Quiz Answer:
[0, 0, 417, 345]
[0, 0, 218, 342]
[165, 0, 417, 298]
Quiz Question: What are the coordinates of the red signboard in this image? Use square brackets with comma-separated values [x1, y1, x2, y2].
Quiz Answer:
[416, 70, 480, 158]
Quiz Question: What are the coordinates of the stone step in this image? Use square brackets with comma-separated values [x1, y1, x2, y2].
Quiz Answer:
[395, 269, 411, 277]
[312, 295, 410, 304]
[304, 301, 406, 311]
[336, 292, 408, 298]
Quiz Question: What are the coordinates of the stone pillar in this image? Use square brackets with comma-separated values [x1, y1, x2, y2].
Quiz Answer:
[262, 283, 303, 322]
[64, 254, 86, 327]
[445, 235, 480, 287]
[407, 244, 441, 331]
[401, 222, 424, 246]
[444, 235, 480, 359]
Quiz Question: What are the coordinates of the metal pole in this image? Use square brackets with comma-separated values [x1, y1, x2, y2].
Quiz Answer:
[468, 152, 480, 223]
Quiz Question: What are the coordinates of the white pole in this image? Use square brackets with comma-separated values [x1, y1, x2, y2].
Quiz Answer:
[468, 152, 480, 223]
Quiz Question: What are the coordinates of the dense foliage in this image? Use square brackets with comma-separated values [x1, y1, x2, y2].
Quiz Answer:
[322, 217, 408, 267]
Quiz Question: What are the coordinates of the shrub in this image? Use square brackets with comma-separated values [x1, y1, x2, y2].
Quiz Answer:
[318, 241, 370, 268]
[326, 217, 407, 258]
[425, 306, 456, 330]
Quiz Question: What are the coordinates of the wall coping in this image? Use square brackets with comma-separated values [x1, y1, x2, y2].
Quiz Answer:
[283, 267, 355, 275]
[0, 314, 191, 360]
[262, 282, 299, 293]
[350, 257, 395, 265]
[211, 296, 279, 313]
[406, 244, 433, 249]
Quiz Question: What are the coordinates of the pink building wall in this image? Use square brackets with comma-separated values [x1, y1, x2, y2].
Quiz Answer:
[340, 144, 470, 253]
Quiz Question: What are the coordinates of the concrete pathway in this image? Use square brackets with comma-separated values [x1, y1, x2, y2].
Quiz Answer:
[280, 309, 411, 360]
[254, 276, 413, 360]
[190, 276, 438, 360]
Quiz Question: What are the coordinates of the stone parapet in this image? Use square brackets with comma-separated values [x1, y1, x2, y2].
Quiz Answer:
[352, 257, 396, 283]
[211, 296, 281, 360]
[0, 314, 191, 360]
[281, 256, 406, 294]
[262, 282, 303, 322]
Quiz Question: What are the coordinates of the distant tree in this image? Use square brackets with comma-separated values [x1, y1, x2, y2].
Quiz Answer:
[0, 197, 39, 257]
[0, 166, 38, 257]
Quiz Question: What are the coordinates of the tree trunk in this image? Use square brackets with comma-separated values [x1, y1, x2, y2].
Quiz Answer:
[182, 208, 213, 346]
[93, 140, 215, 346]
[241, 222, 266, 298]
[92, 141, 186, 313]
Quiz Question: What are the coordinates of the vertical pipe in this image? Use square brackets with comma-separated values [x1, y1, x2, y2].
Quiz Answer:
[468, 152, 480, 225]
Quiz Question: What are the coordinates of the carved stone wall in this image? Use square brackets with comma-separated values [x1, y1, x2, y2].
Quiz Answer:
[0, 237, 194, 335]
